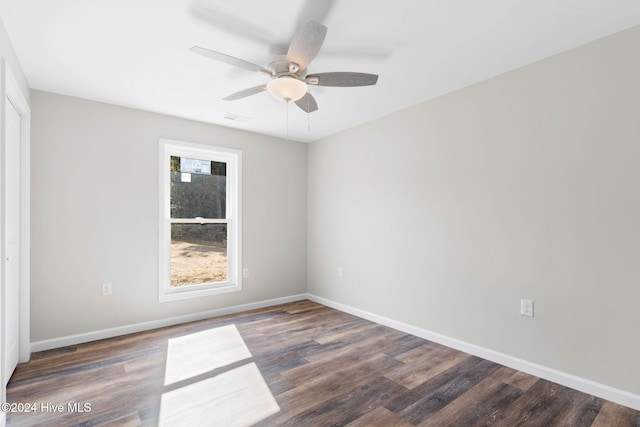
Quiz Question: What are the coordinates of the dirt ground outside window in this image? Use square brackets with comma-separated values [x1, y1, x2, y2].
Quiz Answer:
[170, 238, 228, 286]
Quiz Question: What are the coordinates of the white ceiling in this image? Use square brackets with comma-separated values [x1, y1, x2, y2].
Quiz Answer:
[2, 0, 640, 143]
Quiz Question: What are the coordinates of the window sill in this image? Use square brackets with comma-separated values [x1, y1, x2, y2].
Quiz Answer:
[159, 282, 242, 303]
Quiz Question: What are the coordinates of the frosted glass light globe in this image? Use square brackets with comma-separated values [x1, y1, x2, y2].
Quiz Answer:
[266, 77, 307, 102]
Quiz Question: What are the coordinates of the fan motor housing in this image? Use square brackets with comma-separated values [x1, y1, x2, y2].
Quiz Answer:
[269, 53, 306, 79]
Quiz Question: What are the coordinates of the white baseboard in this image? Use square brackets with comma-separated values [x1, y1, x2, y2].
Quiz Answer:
[28, 292, 640, 411]
[30, 294, 308, 353]
[306, 293, 640, 411]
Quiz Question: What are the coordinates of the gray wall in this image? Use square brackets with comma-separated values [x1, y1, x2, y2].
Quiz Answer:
[30, 90, 307, 342]
[308, 25, 640, 395]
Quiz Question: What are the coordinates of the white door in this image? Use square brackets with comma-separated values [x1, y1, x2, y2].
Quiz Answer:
[4, 96, 21, 383]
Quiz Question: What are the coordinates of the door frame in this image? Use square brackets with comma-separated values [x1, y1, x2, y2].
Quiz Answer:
[1, 59, 31, 376]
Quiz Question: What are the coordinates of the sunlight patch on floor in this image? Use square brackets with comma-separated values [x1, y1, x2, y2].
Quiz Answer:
[159, 324, 280, 426]
[164, 324, 252, 386]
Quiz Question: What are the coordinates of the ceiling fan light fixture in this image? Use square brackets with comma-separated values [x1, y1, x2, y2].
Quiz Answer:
[266, 77, 307, 102]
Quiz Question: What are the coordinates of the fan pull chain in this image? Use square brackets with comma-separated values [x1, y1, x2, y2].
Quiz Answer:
[307, 91, 311, 132]
[286, 99, 289, 140]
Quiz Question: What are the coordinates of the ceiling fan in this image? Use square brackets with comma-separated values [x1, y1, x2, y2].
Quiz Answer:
[191, 20, 378, 113]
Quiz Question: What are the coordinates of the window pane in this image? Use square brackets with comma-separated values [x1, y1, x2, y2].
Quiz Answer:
[170, 156, 226, 219]
[171, 223, 227, 287]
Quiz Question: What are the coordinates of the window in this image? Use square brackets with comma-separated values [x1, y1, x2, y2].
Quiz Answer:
[159, 139, 242, 302]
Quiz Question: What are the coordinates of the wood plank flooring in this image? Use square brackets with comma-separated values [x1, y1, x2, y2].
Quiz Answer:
[5, 300, 640, 426]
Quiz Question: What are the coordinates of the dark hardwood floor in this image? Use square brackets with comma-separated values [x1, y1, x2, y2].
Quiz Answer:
[6, 300, 640, 426]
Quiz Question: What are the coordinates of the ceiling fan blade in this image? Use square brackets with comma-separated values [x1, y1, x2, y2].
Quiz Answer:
[295, 92, 318, 113]
[191, 46, 273, 76]
[296, 0, 336, 27]
[191, 2, 276, 46]
[306, 72, 378, 87]
[286, 21, 327, 70]
[223, 85, 267, 101]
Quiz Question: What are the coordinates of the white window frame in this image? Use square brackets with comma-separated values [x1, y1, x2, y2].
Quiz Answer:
[158, 139, 242, 302]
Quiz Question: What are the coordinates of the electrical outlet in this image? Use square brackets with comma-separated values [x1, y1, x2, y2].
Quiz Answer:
[337, 267, 343, 279]
[101, 282, 113, 296]
[243, 268, 250, 279]
[521, 299, 533, 317]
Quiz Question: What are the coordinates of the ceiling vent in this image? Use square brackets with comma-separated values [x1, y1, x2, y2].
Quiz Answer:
[224, 113, 251, 123]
